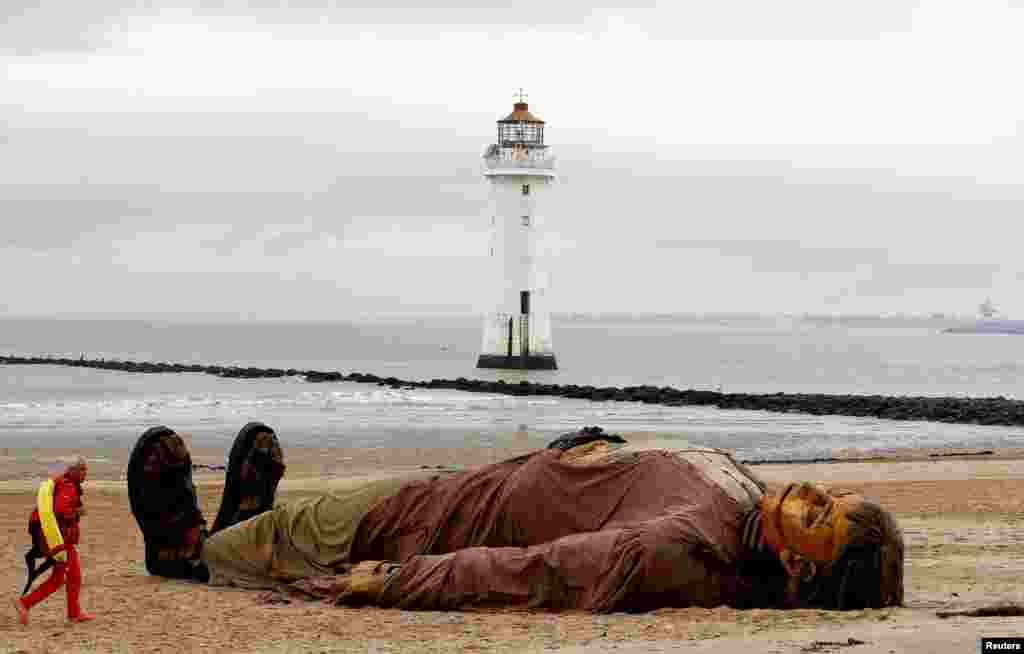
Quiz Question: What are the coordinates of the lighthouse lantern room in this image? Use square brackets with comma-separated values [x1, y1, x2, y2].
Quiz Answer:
[477, 91, 558, 370]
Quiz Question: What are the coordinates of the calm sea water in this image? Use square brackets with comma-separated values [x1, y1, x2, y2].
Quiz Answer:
[2, 316, 1023, 458]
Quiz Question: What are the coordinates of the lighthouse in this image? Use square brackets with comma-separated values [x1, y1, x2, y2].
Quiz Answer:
[476, 92, 558, 370]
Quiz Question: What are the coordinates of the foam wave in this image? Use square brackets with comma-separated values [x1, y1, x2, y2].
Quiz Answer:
[3, 374, 1023, 459]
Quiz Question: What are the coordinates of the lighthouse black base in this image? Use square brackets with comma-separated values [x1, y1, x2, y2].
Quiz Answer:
[476, 353, 557, 370]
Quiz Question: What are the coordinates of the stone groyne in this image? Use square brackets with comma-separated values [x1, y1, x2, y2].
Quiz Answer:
[4, 355, 1024, 428]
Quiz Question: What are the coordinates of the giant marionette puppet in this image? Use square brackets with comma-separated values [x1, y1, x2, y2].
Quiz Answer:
[126, 425, 903, 613]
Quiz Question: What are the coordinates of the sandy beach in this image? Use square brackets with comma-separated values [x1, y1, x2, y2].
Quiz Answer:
[2, 435, 1023, 653]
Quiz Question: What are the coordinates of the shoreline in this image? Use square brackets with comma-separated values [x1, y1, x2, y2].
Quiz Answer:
[6, 354, 1024, 427]
[4, 430, 1024, 484]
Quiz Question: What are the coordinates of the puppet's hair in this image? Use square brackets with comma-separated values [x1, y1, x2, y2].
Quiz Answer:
[828, 499, 904, 609]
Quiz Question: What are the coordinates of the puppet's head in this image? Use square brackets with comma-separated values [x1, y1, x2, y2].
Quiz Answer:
[760, 482, 904, 609]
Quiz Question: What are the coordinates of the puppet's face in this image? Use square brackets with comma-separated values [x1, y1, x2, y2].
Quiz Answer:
[760, 482, 863, 564]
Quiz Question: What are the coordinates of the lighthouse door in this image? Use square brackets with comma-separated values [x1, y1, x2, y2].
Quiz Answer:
[519, 291, 531, 361]
[506, 316, 514, 358]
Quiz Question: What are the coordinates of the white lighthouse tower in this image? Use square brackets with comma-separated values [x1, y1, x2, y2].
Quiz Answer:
[476, 91, 558, 370]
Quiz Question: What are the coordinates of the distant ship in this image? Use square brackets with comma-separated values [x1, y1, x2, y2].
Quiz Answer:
[944, 298, 1024, 334]
[978, 298, 998, 319]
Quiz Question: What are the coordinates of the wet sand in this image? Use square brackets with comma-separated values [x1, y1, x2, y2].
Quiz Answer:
[2, 435, 1023, 653]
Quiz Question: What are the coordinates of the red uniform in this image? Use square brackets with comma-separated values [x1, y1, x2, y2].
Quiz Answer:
[18, 471, 90, 622]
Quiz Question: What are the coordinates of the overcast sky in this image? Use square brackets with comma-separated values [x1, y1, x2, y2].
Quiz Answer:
[3, 0, 1024, 320]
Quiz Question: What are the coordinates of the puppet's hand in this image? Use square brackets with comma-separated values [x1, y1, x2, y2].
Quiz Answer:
[335, 561, 400, 607]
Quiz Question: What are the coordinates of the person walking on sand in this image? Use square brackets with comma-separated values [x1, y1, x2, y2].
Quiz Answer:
[12, 457, 96, 625]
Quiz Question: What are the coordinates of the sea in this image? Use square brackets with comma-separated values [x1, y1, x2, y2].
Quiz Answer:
[2, 315, 1024, 460]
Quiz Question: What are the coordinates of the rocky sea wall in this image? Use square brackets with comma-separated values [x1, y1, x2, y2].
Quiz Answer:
[4, 354, 1024, 428]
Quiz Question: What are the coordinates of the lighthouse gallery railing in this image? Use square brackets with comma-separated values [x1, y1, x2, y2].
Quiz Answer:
[482, 152, 556, 171]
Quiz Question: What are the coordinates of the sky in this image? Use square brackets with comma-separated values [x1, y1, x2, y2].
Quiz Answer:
[2, 0, 1024, 320]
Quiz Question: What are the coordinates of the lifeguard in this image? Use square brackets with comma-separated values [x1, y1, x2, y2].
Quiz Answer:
[13, 458, 96, 625]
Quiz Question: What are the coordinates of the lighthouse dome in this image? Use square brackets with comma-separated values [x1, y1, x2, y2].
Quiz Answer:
[499, 102, 545, 125]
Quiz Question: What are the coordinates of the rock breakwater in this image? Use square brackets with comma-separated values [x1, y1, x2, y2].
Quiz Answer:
[4, 355, 1024, 428]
